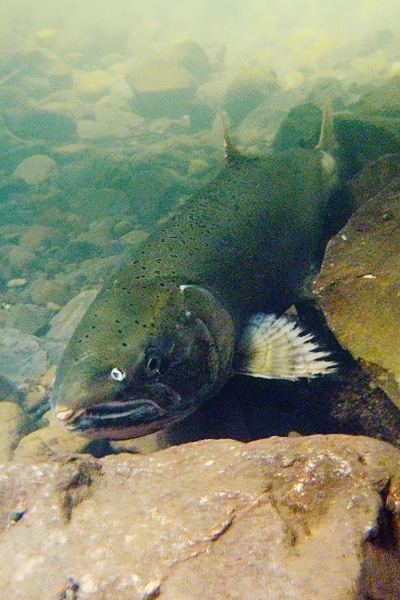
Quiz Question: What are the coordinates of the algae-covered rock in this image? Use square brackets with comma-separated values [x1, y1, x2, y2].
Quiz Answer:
[272, 102, 322, 152]
[29, 276, 73, 306]
[7, 246, 37, 273]
[3, 303, 50, 335]
[334, 112, 400, 177]
[12, 154, 58, 185]
[0, 375, 22, 405]
[354, 75, 400, 118]
[166, 41, 212, 81]
[224, 67, 280, 127]
[4, 109, 76, 142]
[72, 68, 114, 96]
[127, 59, 197, 119]
[19, 224, 64, 250]
[314, 167, 400, 410]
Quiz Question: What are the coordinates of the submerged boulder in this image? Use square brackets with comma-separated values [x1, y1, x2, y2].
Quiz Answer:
[0, 435, 399, 599]
[314, 157, 400, 411]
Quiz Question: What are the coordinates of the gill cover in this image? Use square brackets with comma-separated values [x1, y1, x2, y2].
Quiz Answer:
[179, 284, 235, 382]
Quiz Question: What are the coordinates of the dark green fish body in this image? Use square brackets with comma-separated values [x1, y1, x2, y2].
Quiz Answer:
[52, 141, 339, 439]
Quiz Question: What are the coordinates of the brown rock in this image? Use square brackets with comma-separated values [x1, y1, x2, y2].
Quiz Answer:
[0, 435, 399, 599]
[0, 402, 25, 463]
[314, 170, 400, 410]
[12, 424, 90, 462]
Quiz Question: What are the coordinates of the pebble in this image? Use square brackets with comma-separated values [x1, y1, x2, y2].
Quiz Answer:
[7, 279, 27, 288]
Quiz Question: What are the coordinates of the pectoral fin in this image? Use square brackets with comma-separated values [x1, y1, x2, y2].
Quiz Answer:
[236, 313, 337, 381]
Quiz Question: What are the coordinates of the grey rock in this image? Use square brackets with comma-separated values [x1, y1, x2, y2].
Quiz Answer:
[12, 154, 58, 185]
[0, 435, 399, 599]
[0, 328, 48, 383]
[3, 303, 50, 335]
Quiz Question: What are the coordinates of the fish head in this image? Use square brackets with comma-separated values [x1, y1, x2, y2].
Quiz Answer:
[51, 281, 234, 439]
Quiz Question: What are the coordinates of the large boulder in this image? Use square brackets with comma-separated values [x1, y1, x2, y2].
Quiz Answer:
[0, 435, 399, 599]
[314, 157, 400, 410]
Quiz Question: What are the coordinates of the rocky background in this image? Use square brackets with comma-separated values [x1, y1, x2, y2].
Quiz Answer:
[1, 8, 400, 599]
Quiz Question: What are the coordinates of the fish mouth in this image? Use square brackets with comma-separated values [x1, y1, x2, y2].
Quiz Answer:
[54, 392, 185, 440]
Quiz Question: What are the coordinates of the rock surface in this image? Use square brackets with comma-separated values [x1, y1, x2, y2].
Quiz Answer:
[12, 154, 58, 185]
[0, 328, 49, 383]
[0, 402, 25, 463]
[0, 435, 399, 599]
[314, 166, 400, 410]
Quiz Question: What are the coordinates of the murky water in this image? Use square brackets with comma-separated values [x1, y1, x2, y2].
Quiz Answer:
[0, 0, 399, 452]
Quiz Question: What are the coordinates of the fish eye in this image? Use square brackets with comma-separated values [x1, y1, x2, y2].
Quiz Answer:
[145, 354, 161, 377]
[110, 367, 126, 382]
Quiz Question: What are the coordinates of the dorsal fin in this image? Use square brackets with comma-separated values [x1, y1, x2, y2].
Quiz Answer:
[223, 123, 242, 166]
[316, 102, 337, 153]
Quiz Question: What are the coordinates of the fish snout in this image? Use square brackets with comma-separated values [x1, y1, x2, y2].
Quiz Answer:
[53, 405, 86, 428]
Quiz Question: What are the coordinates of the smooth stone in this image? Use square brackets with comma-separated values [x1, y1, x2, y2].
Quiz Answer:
[12, 424, 89, 462]
[0, 328, 49, 383]
[12, 155, 58, 185]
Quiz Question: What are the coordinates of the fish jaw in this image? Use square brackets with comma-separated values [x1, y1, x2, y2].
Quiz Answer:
[55, 400, 180, 440]
[52, 384, 186, 440]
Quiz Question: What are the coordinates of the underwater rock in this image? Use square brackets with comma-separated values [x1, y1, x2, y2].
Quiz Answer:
[334, 112, 400, 178]
[29, 276, 73, 307]
[7, 245, 37, 274]
[72, 69, 114, 96]
[126, 59, 197, 119]
[0, 435, 399, 599]
[166, 41, 212, 83]
[46, 289, 98, 343]
[56, 240, 102, 263]
[66, 186, 132, 221]
[4, 109, 77, 142]
[77, 108, 143, 140]
[12, 423, 89, 462]
[0, 375, 22, 405]
[224, 67, 280, 127]
[47, 61, 73, 90]
[0, 402, 25, 463]
[12, 154, 58, 185]
[0, 328, 49, 383]
[353, 75, 400, 118]
[6, 278, 27, 288]
[350, 153, 400, 207]
[19, 224, 63, 251]
[305, 77, 346, 111]
[314, 167, 400, 411]
[3, 303, 50, 335]
[271, 102, 322, 152]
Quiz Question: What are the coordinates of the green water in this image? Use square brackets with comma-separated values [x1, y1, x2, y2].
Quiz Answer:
[0, 0, 399, 445]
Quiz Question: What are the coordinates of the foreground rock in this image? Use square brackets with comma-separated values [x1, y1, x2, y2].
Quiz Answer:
[0, 435, 399, 599]
[314, 164, 400, 410]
